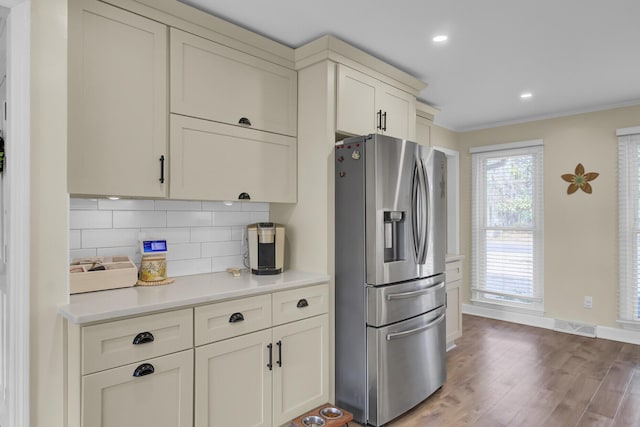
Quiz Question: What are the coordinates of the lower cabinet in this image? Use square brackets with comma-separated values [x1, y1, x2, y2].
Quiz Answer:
[195, 314, 329, 427]
[82, 350, 194, 427]
[445, 258, 463, 348]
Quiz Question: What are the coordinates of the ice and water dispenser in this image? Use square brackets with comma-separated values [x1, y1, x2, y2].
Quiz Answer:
[383, 211, 405, 263]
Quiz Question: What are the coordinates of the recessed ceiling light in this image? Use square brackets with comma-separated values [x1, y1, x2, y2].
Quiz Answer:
[520, 92, 533, 99]
[433, 35, 448, 43]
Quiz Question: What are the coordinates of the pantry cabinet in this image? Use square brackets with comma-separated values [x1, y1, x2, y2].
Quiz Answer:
[336, 64, 416, 141]
[170, 114, 296, 202]
[68, 0, 168, 198]
[170, 28, 297, 137]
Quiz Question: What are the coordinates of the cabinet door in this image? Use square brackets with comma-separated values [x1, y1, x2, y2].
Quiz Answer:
[68, 0, 168, 198]
[445, 284, 461, 346]
[377, 83, 416, 141]
[170, 114, 296, 203]
[195, 330, 272, 427]
[171, 28, 297, 137]
[82, 350, 193, 427]
[336, 64, 377, 137]
[416, 116, 432, 147]
[272, 314, 329, 426]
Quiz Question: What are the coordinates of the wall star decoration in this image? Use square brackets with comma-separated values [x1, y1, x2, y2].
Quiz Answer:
[561, 163, 599, 194]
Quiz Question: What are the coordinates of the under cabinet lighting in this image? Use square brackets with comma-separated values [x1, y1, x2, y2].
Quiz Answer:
[433, 35, 448, 43]
[107, 196, 120, 200]
[520, 92, 533, 99]
[223, 201, 234, 206]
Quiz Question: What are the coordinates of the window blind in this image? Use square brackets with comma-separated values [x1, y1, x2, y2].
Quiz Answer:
[618, 132, 640, 324]
[471, 143, 544, 310]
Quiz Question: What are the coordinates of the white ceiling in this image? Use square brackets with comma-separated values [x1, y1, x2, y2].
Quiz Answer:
[180, 0, 640, 131]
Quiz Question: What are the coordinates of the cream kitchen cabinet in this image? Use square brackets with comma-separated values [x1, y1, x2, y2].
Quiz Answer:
[170, 114, 296, 202]
[68, 0, 168, 198]
[445, 257, 463, 348]
[170, 28, 297, 137]
[336, 64, 416, 141]
[194, 284, 329, 427]
[74, 309, 195, 427]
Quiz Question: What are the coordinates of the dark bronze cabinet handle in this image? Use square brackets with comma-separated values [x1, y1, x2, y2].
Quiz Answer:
[238, 117, 252, 126]
[229, 312, 245, 323]
[276, 340, 282, 367]
[382, 112, 387, 131]
[296, 299, 309, 308]
[238, 192, 251, 200]
[377, 110, 382, 130]
[267, 343, 273, 370]
[159, 155, 165, 183]
[132, 332, 155, 345]
[133, 363, 155, 377]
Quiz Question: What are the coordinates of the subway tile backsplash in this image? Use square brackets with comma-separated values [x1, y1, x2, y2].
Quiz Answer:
[69, 198, 269, 277]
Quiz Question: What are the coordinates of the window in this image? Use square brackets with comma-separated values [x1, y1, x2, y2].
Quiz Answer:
[471, 140, 544, 311]
[618, 127, 640, 326]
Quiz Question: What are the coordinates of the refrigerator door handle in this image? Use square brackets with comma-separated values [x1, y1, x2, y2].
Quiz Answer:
[386, 281, 445, 301]
[421, 158, 430, 264]
[386, 311, 446, 341]
[411, 162, 421, 262]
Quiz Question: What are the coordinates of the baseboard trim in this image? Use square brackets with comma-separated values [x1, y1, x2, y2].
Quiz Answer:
[462, 303, 640, 346]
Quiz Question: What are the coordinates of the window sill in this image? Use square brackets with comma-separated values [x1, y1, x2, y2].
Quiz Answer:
[617, 319, 640, 331]
[470, 299, 545, 317]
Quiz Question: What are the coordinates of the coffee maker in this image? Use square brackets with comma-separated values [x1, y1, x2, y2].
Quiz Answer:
[247, 223, 285, 275]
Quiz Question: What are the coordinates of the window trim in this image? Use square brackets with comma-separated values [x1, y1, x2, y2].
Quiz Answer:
[471, 141, 545, 311]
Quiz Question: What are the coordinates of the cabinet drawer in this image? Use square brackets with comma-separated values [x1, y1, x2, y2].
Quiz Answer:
[82, 349, 193, 427]
[272, 284, 329, 326]
[82, 309, 193, 375]
[195, 294, 272, 346]
[446, 260, 462, 283]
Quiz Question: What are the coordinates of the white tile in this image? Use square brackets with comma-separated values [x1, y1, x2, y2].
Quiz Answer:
[241, 202, 269, 212]
[97, 246, 140, 264]
[140, 228, 191, 244]
[166, 243, 201, 261]
[190, 227, 231, 243]
[113, 211, 166, 228]
[202, 201, 240, 211]
[167, 211, 212, 227]
[212, 255, 245, 272]
[98, 199, 155, 210]
[82, 229, 140, 248]
[231, 226, 245, 241]
[213, 211, 252, 226]
[202, 241, 242, 257]
[167, 258, 211, 277]
[155, 200, 202, 211]
[250, 211, 269, 223]
[70, 248, 97, 261]
[70, 198, 98, 210]
[70, 210, 112, 229]
[69, 230, 82, 249]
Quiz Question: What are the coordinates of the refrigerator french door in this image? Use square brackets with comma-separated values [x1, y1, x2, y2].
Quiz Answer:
[335, 134, 447, 426]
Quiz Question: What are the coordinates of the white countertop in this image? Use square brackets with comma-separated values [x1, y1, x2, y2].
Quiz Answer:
[59, 270, 330, 325]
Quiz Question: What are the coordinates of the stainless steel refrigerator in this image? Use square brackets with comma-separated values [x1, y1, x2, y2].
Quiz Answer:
[335, 133, 447, 426]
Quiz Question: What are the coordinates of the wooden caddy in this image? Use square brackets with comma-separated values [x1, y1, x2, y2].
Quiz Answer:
[290, 403, 353, 427]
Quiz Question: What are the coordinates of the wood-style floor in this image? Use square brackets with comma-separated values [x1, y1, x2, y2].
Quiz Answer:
[352, 314, 640, 427]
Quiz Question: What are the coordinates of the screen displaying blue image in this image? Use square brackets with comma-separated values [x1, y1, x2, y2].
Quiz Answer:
[143, 240, 167, 253]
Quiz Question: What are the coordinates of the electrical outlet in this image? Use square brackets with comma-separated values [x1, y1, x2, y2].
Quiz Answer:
[584, 296, 593, 309]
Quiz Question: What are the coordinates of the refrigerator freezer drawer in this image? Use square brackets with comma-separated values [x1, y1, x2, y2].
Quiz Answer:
[366, 274, 445, 327]
[367, 306, 446, 426]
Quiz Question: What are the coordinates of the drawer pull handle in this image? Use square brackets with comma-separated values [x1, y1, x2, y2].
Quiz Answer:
[133, 363, 155, 377]
[159, 155, 165, 184]
[132, 332, 155, 345]
[229, 312, 245, 323]
[238, 192, 251, 200]
[267, 343, 273, 370]
[238, 117, 252, 126]
[296, 299, 309, 308]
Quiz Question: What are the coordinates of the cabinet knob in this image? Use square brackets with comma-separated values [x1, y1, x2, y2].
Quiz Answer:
[238, 117, 252, 126]
[229, 312, 245, 323]
[238, 192, 251, 200]
[296, 298, 309, 308]
[132, 331, 155, 345]
[133, 363, 155, 377]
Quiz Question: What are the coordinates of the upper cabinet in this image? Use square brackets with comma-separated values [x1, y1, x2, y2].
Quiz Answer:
[170, 28, 297, 137]
[415, 101, 439, 147]
[336, 64, 416, 141]
[68, 0, 168, 198]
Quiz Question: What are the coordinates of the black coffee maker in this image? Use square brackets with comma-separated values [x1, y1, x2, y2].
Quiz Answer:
[247, 223, 285, 275]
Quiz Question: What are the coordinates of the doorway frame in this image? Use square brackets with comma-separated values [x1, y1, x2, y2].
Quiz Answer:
[1, 0, 30, 426]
